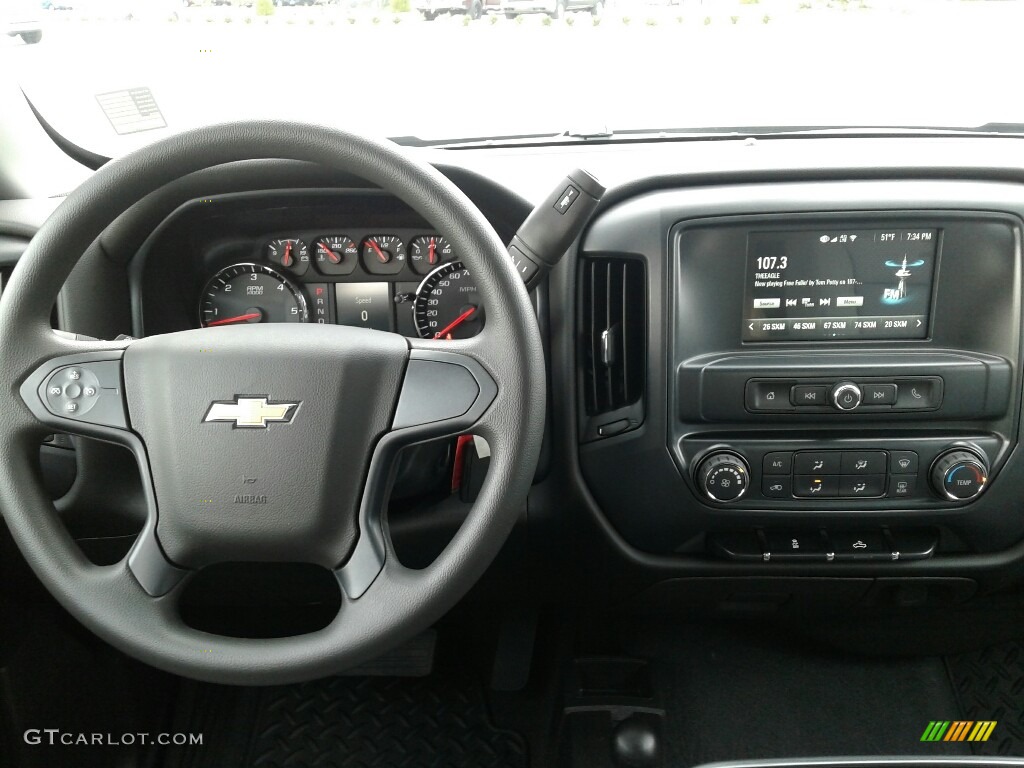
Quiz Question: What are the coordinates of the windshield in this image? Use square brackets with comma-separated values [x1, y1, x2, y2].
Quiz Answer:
[4, 0, 1023, 157]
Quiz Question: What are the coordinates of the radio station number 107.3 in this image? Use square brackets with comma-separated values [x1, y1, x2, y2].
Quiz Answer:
[755, 256, 788, 270]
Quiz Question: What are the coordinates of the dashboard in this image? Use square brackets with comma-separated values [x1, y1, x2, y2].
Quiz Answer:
[135, 177, 1024, 565]
[10, 137, 1024, 612]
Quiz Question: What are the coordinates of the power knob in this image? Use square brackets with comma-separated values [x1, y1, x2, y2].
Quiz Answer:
[930, 449, 989, 501]
[831, 381, 863, 411]
[696, 451, 750, 503]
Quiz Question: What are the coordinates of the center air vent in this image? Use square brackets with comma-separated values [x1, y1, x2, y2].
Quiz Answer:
[580, 257, 646, 440]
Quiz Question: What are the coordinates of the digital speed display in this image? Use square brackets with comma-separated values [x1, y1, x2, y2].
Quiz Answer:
[742, 227, 939, 341]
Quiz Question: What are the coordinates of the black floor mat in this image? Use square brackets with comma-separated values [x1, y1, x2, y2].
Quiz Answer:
[165, 674, 527, 768]
[160, 621, 1024, 768]
[622, 622, 975, 767]
[947, 640, 1024, 756]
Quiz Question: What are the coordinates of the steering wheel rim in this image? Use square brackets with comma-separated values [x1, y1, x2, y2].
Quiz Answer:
[0, 121, 546, 684]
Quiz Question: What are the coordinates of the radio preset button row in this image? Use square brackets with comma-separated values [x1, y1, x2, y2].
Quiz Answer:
[746, 377, 942, 413]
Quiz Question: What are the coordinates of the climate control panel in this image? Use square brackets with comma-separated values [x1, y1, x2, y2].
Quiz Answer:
[685, 439, 999, 507]
[756, 449, 918, 500]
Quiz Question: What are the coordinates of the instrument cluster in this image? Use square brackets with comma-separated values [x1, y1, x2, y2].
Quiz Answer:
[199, 230, 483, 340]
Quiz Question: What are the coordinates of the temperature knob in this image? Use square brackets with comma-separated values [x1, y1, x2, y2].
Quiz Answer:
[931, 449, 989, 501]
[696, 451, 750, 503]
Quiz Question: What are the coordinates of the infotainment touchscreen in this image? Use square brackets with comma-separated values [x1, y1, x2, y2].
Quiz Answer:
[743, 227, 938, 341]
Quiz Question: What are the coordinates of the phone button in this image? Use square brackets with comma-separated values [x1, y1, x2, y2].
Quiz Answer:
[893, 378, 942, 410]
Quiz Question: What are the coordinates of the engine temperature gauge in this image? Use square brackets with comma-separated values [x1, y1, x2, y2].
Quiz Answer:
[313, 235, 358, 276]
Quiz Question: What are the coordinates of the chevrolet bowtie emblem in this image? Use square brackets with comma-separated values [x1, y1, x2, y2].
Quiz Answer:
[203, 396, 298, 429]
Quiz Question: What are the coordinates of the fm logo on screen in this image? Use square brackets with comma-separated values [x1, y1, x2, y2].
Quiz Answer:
[882, 255, 925, 304]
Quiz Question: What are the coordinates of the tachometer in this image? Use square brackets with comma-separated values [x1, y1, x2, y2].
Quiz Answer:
[199, 263, 309, 327]
[413, 261, 484, 340]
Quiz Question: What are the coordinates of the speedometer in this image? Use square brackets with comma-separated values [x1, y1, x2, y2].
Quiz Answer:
[413, 261, 484, 340]
[199, 263, 309, 327]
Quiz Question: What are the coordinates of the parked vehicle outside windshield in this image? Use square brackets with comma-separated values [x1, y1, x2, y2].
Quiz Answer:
[3, 0, 1023, 158]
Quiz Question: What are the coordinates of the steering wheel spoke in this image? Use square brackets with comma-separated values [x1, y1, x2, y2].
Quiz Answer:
[337, 344, 498, 598]
[19, 343, 132, 441]
[17, 338, 192, 597]
[392, 344, 498, 436]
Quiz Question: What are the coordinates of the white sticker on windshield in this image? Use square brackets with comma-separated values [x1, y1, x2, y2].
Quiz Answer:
[95, 88, 167, 136]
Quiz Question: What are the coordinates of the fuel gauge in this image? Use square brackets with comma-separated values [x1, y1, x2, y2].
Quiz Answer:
[361, 235, 406, 276]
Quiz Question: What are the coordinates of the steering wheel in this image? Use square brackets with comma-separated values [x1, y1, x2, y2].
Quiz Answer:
[0, 122, 546, 685]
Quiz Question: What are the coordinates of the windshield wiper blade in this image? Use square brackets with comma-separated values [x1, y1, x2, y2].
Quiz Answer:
[392, 123, 1024, 150]
[972, 122, 1024, 135]
[564, 126, 614, 140]
[390, 131, 567, 148]
[597, 124, 1024, 139]
[392, 127, 620, 148]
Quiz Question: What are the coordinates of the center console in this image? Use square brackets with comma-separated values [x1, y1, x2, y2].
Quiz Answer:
[673, 211, 1015, 514]
[577, 181, 1024, 563]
